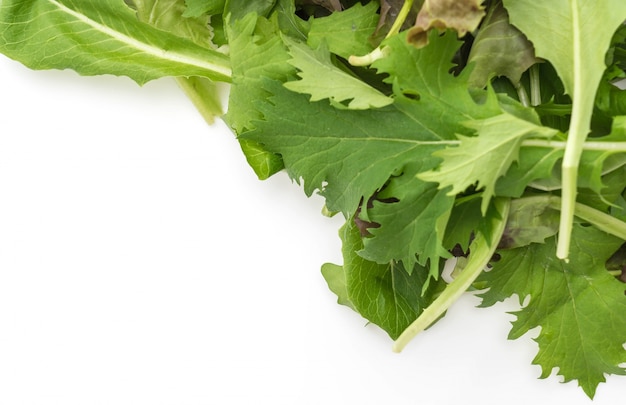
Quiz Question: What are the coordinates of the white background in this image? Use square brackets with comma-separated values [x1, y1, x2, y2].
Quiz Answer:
[0, 55, 624, 405]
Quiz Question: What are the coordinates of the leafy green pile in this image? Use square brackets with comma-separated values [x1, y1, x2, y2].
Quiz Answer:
[2, 0, 626, 398]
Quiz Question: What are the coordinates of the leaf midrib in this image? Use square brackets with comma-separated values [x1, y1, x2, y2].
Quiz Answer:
[47, 0, 231, 78]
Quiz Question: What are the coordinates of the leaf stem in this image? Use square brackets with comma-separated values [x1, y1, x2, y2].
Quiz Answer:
[546, 196, 626, 241]
[529, 64, 541, 107]
[175, 77, 225, 124]
[392, 198, 511, 353]
[514, 81, 530, 108]
[349, 0, 414, 66]
[521, 139, 626, 151]
[386, 0, 414, 40]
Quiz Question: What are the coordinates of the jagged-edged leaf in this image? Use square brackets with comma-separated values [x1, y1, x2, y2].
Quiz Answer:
[322, 220, 446, 340]
[284, 37, 392, 110]
[479, 225, 626, 398]
[419, 113, 558, 213]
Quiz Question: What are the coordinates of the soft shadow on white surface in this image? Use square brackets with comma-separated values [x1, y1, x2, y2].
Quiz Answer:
[0, 56, 623, 405]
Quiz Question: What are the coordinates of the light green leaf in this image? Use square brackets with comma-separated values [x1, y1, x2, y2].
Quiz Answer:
[0, 0, 231, 84]
[502, 0, 626, 259]
[284, 37, 393, 110]
[183, 0, 225, 17]
[307, 1, 379, 59]
[419, 113, 558, 213]
[224, 14, 294, 178]
[129, 0, 225, 121]
[320, 262, 355, 311]
[130, 0, 215, 47]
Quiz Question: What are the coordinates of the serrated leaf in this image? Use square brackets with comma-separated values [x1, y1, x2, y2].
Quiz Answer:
[419, 113, 558, 213]
[324, 220, 446, 340]
[239, 31, 499, 272]
[478, 226, 626, 398]
[284, 37, 393, 110]
[495, 147, 564, 196]
[224, 14, 293, 178]
[502, 0, 626, 259]
[0, 0, 231, 84]
[360, 160, 454, 270]
[243, 79, 447, 217]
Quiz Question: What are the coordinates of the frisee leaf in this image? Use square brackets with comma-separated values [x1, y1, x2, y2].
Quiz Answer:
[419, 112, 558, 213]
[283, 37, 393, 110]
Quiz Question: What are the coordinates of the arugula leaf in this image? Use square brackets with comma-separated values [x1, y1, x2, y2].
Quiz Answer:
[479, 225, 626, 398]
[502, 0, 626, 259]
[0, 0, 231, 84]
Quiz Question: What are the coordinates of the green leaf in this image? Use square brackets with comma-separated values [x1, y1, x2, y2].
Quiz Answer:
[183, 0, 225, 17]
[283, 37, 393, 110]
[239, 31, 499, 272]
[360, 160, 454, 270]
[498, 196, 560, 250]
[372, 31, 499, 124]
[225, 14, 294, 133]
[242, 79, 447, 216]
[129, 0, 225, 121]
[224, 14, 294, 178]
[131, 0, 215, 47]
[324, 220, 446, 340]
[502, 0, 626, 259]
[479, 225, 626, 398]
[0, 0, 231, 84]
[419, 112, 558, 213]
[225, 0, 275, 22]
[494, 147, 564, 196]
[467, 0, 537, 88]
[320, 263, 355, 311]
[307, 1, 379, 59]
